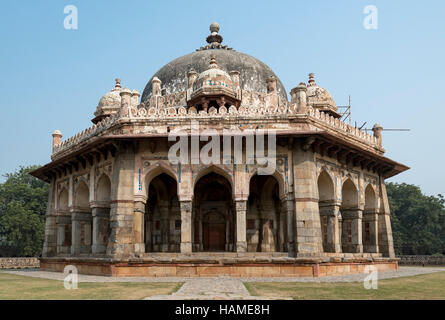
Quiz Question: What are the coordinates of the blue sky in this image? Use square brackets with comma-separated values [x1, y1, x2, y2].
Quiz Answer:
[0, 0, 444, 196]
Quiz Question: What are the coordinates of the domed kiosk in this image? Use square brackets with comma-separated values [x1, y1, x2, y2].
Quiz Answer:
[32, 23, 408, 277]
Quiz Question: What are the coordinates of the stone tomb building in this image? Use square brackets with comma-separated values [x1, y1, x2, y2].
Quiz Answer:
[32, 23, 408, 277]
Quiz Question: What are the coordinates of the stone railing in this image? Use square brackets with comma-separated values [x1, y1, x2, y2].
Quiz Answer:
[52, 103, 380, 157]
[0, 257, 40, 269]
[397, 255, 445, 266]
[52, 113, 120, 157]
[307, 107, 379, 147]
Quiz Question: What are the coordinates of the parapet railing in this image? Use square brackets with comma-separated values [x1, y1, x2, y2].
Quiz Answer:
[52, 103, 379, 157]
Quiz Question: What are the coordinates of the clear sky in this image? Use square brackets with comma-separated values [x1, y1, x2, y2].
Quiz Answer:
[0, 0, 444, 196]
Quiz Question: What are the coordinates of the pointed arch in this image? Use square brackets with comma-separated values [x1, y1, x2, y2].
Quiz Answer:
[193, 165, 234, 196]
[143, 162, 179, 197]
[58, 188, 69, 211]
[248, 169, 285, 200]
[96, 174, 111, 203]
[74, 181, 90, 208]
[365, 184, 377, 210]
[341, 178, 359, 208]
[317, 170, 335, 203]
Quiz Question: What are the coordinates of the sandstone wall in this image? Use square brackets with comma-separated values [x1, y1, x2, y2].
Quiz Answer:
[0, 257, 40, 269]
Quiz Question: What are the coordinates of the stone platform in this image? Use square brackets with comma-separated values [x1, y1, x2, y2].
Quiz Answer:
[40, 253, 398, 277]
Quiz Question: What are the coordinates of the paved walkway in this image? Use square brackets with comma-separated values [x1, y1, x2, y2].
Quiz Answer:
[3, 267, 444, 300]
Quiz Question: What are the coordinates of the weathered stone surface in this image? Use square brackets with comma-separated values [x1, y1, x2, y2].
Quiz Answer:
[30, 22, 407, 277]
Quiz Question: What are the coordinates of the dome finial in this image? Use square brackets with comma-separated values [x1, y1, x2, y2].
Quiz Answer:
[206, 22, 223, 45]
[114, 78, 121, 89]
[209, 54, 218, 68]
[308, 73, 316, 86]
[210, 22, 220, 33]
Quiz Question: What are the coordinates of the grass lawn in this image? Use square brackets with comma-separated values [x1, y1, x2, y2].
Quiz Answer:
[244, 271, 445, 300]
[0, 272, 182, 300]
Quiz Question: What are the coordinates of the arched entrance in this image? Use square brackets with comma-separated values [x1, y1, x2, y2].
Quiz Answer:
[248, 174, 284, 252]
[193, 172, 234, 252]
[202, 210, 226, 251]
[145, 173, 180, 253]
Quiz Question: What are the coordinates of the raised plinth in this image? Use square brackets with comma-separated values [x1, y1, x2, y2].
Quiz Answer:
[40, 253, 398, 277]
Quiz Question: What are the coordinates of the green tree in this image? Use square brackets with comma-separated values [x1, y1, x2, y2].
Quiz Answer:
[0, 166, 48, 257]
[387, 182, 445, 255]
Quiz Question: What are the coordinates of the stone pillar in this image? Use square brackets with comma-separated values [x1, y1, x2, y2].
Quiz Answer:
[199, 216, 203, 251]
[42, 178, 57, 257]
[70, 211, 92, 256]
[180, 200, 192, 253]
[56, 214, 71, 255]
[290, 82, 307, 113]
[235, 200, 247, 252]
[319, 202, 341, 253]
[133, 201, 145, 255]
[225, 219, 230, 251]
[279, 200, 287, 252]
[285, 196, 295, 256]
[91, 205, 110, 254]
[145, 211, 152, 253]
[107, 141, 135, 257]
[159, 202, 170, 252]
[363, 209, 379, 253]
[378, 178, 395, 258]
[293, 140, 323, 255]
[341, 208, 363, 253]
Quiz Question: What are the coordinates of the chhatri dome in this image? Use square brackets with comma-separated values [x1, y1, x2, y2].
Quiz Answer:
[92, 78, 122, 124]
[305, 72, 339, 118]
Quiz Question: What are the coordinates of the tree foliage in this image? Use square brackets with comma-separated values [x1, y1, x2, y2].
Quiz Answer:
[387, 182, 445, 255]
[0, 166, 48, 257]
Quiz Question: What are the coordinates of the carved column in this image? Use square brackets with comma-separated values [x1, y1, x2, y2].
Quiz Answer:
[285, 194, 296, 256]
[363, 208, 379, 253]
[144, 207, 152, 253]
[159, 202, 170, 252]
[341, 208, 363, 253]
[107, 141, 135, 257]
[199, 216, 203, 251]
[235, 200, 247, 252]
[133, 201, 145, 254]
[91, 203, 110, 254]
[225, 216, 230, 251]
[319, 202, 341, 253]
[279, 200, 287, 252]
[42, 178, 57, 257]
[293, 140, 323, 255]
[378, 178, 395, 258]
[180, 200, 192, 253]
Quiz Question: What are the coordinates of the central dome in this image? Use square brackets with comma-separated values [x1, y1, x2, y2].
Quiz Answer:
[141, 23, 287, 103]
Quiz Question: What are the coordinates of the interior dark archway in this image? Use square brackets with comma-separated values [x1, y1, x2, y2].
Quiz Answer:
[193, 172, 234, 252]
[145, 173, 180, 253]
[248, 174, 284, 252]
